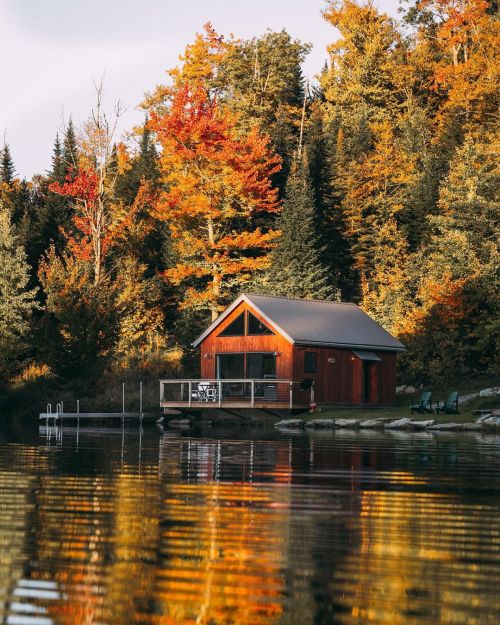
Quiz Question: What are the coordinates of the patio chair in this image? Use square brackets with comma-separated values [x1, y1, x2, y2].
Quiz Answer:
[435, 391, 459, 414]
[410, 390, 433, 414]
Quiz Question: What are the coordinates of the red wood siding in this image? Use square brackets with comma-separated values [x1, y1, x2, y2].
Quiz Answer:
[197, 300, 399, 404]
[199, 301, 293, 379]
[292, 345, 397, 404]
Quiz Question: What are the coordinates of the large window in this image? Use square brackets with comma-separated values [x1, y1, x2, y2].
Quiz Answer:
[217, 353, 244, 379]
[247, 312, 274, 335]
[304, 352, 316, 373]
[219, 312, 245, 337]
[246, 353, 276, 378]
[218, 310, 274, 337]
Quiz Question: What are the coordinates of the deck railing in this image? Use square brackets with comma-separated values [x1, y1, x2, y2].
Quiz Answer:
[160, 379, 314, 409]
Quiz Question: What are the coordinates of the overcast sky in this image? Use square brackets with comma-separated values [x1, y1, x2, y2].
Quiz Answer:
[1, 0, 399, 179]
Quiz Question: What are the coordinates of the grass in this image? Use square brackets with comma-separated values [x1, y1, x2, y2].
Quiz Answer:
[307, 392, 499, 424]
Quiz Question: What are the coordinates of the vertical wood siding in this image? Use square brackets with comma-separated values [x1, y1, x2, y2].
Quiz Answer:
[197, 300, 398, 404]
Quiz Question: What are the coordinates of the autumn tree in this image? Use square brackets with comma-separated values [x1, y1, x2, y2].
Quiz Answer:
[49, 85, 129, 285]
[149, 83, 281, 320]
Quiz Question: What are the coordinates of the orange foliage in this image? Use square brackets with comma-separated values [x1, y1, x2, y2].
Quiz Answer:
[149, 83, 281, 318]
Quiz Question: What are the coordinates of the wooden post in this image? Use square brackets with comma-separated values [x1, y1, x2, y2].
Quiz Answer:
[251, 379, 255, 408]
[218, 380, 222, 407]
[310, 382, 315, 404]
[188, 381, 192, 408]
[122, 383, 125, 414]
[139, 381, 143, 413]
[289, 382, 293, 409]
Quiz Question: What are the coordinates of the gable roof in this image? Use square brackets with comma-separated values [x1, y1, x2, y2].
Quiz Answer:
[193, 294, 406, 352]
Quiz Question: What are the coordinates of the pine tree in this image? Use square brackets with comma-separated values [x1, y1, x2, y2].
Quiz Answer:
[0, 144, 15, 185]
[51, 133, 66, 182]
[0, 204, 38, 379]
[260, 162, 339, 300]
[62, 118, 78, 171]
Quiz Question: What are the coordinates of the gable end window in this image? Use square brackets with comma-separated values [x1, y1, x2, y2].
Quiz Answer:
[304, 352, 316, 373]
[247, 312, 274, 335]
[219, 312, 245, 337]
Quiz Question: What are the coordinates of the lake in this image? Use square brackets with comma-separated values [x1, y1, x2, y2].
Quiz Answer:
[0, 422, 499, 624]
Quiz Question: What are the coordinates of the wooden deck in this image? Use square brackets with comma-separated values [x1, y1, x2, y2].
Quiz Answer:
[160, 378, 314, 411]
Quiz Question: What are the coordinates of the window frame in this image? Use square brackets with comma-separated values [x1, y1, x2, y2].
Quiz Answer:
[304, 351, 317, 374]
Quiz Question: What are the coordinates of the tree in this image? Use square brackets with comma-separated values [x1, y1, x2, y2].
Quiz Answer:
[321, 0, 405, 157]
[49, 85, 130, 285]
[0, 144, 15, 185]
[149, 83, 281, 320]
[0, 205, 38, 380]
[340, 120, 416, 282]
[259, 161, 339, 300]
[38, 247, 117, 383]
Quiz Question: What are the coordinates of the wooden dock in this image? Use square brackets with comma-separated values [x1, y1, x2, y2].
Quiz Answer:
[39, 412, 167, 425]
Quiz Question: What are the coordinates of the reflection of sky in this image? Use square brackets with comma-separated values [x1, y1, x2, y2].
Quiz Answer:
[1, 0, 400, 178]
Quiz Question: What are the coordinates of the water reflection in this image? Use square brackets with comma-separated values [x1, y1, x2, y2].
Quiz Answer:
[0, 425, 498, 624]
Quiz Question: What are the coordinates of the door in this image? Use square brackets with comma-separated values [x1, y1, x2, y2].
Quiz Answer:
[362, 362, 378, 403]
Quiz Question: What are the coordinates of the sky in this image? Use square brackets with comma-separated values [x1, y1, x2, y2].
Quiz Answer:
[0, 0, 400, 179]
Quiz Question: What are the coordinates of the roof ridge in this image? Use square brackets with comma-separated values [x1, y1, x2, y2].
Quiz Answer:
[244, 293, 357, 306]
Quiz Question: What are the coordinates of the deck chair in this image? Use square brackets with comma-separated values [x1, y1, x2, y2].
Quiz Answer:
[435, 391, 459, 414]
[410, 390, 433, 414]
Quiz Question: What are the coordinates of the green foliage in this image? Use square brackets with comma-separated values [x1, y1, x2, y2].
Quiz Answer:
[0, 206, 38, 380]
[0, 144, 15, 185]
[258, 161, 339, 300]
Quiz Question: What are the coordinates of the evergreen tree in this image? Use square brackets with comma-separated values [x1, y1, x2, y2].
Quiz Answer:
[0, 204, 38, 379]
[259, 162, 339, 301]
[0, 144, 15, 185]
[62, 118, 78, 171]
[51, 133, 66, 182]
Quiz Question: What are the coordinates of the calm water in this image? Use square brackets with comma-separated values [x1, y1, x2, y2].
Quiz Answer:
[0, 423, 499, 625]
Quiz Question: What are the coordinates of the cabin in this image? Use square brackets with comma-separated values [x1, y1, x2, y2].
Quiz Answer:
[160, 294, 405, 412]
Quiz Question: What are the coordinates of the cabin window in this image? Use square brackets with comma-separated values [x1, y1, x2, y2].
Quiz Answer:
[304, 351, 316, 373]
[217, 353, 244, 379]
[246, 353, 276, 378]
[247, 312, 274, 335]
[219, 312, 245, 337]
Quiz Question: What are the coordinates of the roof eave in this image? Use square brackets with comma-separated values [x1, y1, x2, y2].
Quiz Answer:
[294, 340, 406, 352]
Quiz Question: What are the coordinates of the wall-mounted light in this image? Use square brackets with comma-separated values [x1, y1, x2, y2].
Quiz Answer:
[328, 357, 336, 364]
[274, 351, 282, 357]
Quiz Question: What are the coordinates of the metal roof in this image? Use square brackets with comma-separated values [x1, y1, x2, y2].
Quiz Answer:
[352, 350, 382, 361]
[192, 294, 406, 351]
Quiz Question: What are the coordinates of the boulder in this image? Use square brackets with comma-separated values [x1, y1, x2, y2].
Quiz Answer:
[410, 419, 435, 429]
[274, 419, 304, 429]
[479, 387, 500, 397]
[458, 392, 479, 405]
[476, 413, 492, 423]
[334, 419, 359, 428]
[385, 418, 414, 429]
[428, 422, 482, 431]
[482, 416, 500, 426]
[396, 385, 407, 394]
[404, 386, 417, 395]
[359, 419, 385, 428]
[304, 418, 335, 429]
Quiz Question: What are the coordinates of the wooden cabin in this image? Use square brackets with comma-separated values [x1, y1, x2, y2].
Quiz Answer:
[160, 294, 405, 411]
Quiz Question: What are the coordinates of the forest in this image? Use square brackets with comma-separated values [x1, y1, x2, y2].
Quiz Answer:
[0, 0, 498, 410]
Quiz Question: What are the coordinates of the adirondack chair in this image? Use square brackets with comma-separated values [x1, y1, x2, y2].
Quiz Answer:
[410, 390, 433, 414]
[435, 391, 459, 414]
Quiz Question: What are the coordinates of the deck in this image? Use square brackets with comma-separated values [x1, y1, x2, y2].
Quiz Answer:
[160, 378, 314, 411]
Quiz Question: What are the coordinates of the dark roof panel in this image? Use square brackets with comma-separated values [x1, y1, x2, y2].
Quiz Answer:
[193, 294, 405, 351]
